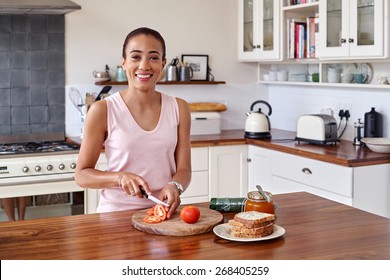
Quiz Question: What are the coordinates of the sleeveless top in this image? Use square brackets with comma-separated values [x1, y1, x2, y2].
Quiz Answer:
[96, 92, 179, 213]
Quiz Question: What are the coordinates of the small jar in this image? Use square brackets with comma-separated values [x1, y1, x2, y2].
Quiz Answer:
[244, 191, 275, 214]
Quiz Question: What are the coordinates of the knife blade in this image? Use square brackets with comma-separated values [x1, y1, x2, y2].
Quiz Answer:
[140, 188, 170, 207]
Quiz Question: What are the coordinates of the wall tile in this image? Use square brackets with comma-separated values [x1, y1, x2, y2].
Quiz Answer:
[0, 15, 65, 137]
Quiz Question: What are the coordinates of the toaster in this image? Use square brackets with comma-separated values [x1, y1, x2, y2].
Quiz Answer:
[296, 114, 338, 145]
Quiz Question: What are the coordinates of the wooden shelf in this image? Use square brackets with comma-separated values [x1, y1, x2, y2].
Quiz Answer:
[95, 80, 226, 86]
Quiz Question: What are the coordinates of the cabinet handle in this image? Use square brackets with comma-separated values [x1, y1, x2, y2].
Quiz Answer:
[247, 158, 252, 163]
[348, 38, 354, 43]
[340, 38, 346, 44]
[301, 167, 312, 175]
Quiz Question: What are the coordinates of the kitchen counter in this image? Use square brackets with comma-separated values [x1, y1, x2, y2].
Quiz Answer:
[67, 129, 390, 167]
[1, 192, 390, 260]
[190, 129, 390, 167]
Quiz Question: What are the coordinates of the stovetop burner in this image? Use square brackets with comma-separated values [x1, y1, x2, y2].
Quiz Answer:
[0, 141, 80, 155]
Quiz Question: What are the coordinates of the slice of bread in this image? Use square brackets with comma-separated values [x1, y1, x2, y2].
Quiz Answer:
[230, 222, 274, 236]
[233, 211, 275, 229]
[231, 224, 274, 238]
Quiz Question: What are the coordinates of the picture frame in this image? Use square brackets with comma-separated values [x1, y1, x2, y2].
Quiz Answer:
[181, 54, 209, 81]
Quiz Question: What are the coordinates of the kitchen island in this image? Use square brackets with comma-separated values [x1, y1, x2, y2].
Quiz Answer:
[1, 192, 390, 260]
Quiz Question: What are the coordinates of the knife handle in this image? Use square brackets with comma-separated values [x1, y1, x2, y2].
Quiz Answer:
[140, 187, 148, 198]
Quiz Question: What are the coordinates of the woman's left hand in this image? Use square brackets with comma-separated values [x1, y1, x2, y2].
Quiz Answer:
[159, 183, 181, 219]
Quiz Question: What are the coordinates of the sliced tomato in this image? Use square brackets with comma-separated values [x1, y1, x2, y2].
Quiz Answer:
[146, 206, 155, 216]
[143, 215, 162, 224]
[153, 204, 167, 221]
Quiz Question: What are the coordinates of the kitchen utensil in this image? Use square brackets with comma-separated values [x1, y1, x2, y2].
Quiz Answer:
[131, 206, 223, 236]
[256, 185, 271, 203]
[179, 64, 193, 81]
[95, 86, 112, 101]
[115, 66, 127, 82]
[166, 57, 179, 81]
[244, 100, 272, 139]
[361, 138, 390, 153]
[296, 114, 338, 145]
[353, 118, 364, 146]
[364, 107, 383, 137]
[140, 188, 170, 207]
[68, 87, 84, 114]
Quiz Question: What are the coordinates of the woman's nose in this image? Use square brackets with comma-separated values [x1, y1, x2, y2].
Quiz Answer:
[139, 58, 151, 70]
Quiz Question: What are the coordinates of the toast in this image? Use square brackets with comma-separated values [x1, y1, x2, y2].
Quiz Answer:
[233, 211, 275, 229]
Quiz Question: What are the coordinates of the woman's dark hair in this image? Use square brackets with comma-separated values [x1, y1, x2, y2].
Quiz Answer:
[122, 27, 166, 60]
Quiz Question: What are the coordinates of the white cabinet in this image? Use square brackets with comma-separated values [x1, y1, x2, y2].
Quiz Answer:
[319, 0, 385, 59]
[209, 145, 248, 197]
[271, 150, 353, 205]
[248, 144, 353, 205]
[181, 147, 209, 204]
[353, 164, 390, 218]
[238, 0, 280, 61]
[247, 145, 273, 192]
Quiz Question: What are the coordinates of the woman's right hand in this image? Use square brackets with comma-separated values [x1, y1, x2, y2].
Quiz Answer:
[118, 172, 150, 198]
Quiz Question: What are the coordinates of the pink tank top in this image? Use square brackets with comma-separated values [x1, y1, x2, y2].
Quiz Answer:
[97, 92, 179, 212]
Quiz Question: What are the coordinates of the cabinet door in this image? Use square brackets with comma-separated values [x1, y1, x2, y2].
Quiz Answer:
[238, 0, 280, 61]
[209, 145, 248, 198]
[320, 0, 384, 58]
[247, 145, 273, 192]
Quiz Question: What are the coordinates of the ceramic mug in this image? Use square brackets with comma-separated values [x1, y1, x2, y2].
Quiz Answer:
[354, 73, 368, 84]
[328, 72, 341, 83]
[341, 73, 354, 83]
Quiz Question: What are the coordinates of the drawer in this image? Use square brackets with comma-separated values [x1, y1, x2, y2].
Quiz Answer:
[272, 151, 353, 198]
[191, 147, 208, 171]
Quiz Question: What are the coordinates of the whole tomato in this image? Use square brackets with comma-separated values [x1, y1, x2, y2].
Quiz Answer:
[180, 206, 200, 224]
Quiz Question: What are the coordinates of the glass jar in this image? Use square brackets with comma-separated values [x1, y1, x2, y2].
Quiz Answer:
[244, 191, 275, 214]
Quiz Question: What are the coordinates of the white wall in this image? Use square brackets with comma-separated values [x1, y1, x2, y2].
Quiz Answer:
[64, 0, 265, 137]
[64, 0, 390, 142]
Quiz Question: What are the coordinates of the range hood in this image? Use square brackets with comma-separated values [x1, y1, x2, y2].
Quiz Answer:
[0, 0, 81, 15]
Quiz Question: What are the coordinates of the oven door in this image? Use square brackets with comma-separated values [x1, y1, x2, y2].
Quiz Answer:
[0, 174, 85, 222]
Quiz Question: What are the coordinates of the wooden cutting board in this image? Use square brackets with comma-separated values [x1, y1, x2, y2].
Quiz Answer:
[131, 206, 223, 236]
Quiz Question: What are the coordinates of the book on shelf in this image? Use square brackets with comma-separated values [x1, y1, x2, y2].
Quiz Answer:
[287, 14, 319, 59]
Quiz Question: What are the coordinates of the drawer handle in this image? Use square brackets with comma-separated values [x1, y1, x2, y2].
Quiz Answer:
[302, 167, 312, 175]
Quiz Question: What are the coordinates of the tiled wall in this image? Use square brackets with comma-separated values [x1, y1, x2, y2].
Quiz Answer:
[0, 15, 65, 136]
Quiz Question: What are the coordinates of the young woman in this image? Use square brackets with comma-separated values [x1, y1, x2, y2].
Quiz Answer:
[75, 27, 191, 218]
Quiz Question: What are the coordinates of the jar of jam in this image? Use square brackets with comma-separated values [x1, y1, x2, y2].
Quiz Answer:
[244, 191, 275, 214]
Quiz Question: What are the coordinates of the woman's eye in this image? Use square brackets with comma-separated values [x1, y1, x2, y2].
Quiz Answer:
[150, 56, 160, 61]
[131, 55, 141, 60]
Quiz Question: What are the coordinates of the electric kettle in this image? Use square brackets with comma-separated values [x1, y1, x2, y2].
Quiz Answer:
[245, 100, 272, 139]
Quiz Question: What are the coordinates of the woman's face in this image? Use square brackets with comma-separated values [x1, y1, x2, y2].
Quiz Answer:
[122, 34, 166, 91]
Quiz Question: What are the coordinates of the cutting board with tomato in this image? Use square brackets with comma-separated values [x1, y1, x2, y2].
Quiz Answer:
[131, 206, 223, 236]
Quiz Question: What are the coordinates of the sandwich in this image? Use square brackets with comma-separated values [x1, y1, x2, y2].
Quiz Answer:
[228, 211, 275, 238]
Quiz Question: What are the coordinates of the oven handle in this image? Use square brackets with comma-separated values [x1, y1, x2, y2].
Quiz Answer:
[0, 173, 76, 187]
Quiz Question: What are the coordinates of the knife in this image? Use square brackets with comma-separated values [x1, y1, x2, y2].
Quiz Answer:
[140, 188, 170, 207]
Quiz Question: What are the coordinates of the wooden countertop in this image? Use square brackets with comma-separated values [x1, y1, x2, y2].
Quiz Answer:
[67, 129, 390, 167]
[190, 129, 390, 167]
[1, 192, 390, 260]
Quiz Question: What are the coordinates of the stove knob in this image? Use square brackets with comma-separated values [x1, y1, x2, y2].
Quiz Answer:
[59, 164, 65, 170]
[47, 164, 54, 171]
[35, 165, 41, 172]
[70, 163, 76, 169]
[22, 166, 29, 173]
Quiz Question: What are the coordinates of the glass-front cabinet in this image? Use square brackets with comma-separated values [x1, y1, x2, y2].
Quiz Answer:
[238, 0, 280, 61]
[319, 0, 384, 58]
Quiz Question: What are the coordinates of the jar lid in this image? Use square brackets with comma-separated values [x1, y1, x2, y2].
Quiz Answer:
[247, 191, 272, 201]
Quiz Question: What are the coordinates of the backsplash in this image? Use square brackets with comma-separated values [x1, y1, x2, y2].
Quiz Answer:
[0, 15, 65, 136]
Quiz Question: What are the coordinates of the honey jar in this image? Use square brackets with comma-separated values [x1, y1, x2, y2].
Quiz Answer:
[244, 191, 275, 214]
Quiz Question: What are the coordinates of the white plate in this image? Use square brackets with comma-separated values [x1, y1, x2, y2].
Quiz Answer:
[360, 63, 373, 84]
[213, 223, 285, 242]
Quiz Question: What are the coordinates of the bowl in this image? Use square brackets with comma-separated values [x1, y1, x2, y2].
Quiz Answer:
[361, 138, 390, 153]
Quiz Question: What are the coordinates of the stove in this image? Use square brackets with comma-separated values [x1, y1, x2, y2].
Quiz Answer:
[0, 141, 80, 156]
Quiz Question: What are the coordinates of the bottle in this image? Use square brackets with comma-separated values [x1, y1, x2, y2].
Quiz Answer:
[209, 197, 246, 212]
